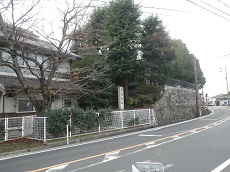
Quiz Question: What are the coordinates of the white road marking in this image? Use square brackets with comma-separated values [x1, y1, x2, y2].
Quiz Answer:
[211, 158, 230, 172]
[164, 163, 174, 170]
[138, 134, 162, 137]
[45, 164, 68, 172]
[103, 151, 120, 162]
[200, 119, 217, 121]
[173, 137, 182, 140]
[145, 142, 157, 149]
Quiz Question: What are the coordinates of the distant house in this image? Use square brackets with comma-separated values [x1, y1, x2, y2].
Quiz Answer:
[211, 94, 230, 106]
[0, 25, 80, 117]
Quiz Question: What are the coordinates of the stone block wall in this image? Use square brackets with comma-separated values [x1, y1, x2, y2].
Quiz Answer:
[153, 86, 197, 126]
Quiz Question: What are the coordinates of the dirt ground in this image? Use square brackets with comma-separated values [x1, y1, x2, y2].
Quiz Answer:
[0, 138, 46, 154]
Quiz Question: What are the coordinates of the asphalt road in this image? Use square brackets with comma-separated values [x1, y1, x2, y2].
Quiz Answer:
[0, 107, 230, 172]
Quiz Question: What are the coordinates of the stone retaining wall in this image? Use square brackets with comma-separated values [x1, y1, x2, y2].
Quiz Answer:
[153, 86, 198, 126]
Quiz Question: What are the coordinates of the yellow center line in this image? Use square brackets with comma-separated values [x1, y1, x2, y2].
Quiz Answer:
[30, 116, 230, 172]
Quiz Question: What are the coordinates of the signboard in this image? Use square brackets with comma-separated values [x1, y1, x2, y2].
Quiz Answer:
[118, 86, 124, 110]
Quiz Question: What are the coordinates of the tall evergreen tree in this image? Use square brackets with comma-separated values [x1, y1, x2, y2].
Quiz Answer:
[170, 39, 206, 88]
[104, 0, 141, 102]
[71, 7, 114, 110]
[140, 15, 175, 84]
[170, 39, 194, 83]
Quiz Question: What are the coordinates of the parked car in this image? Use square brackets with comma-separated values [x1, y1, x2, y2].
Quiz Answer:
[208, 101, 216, 106]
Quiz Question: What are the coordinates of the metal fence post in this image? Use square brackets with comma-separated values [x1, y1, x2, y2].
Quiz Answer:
[149, 109, 152, 125]
[66, 125, 69, 145]
[4, 118, 8, 141]
[97, 113, 101, 133]
[69, 117, 72, 138]
[44, 117, 47, 143]
[22, 117, 25, 137]
[134, 110, 136, 127]
[121, 111, 124, 129]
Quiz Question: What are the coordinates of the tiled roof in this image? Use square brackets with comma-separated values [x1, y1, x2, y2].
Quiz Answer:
[0, 75, 78, 93]
[0, 75, 25, 89]
[0, 26, 80, 60]
[212, 94, 229, 99]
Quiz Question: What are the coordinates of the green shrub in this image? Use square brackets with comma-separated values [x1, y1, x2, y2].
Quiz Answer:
[70, 108, 98, 131]
[128, 117, 139, 126]
[45, 109, 70, 137]
[97, 109, 113, 128]
[45, 108, 112, 137]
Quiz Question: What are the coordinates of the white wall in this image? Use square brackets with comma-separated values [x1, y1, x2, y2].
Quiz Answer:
[4, 97, 16, 113]
[57, 61, 70, 73]
[52, 96, 78, 110]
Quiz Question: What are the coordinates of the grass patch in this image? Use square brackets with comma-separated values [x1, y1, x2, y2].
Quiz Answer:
[0, 138, 46, 154]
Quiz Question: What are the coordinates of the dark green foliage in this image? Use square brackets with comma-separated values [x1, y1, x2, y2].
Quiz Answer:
[104, 0, 141, 102]
[97, 109, 113, 127]
[70, 3, 206, 109]
[71, 6, 109, 56]
[71, 0, 142, 107]
[71, 6, 114, 110]
[170, 39, 194, 83]
[77, 88, 113, 110]
[195, 58, 206, 88]
[128, 117, 139, 126]
[45, 108, 112, 136]
[71, 55, 114, 110]
[71, 108, 112, 131]
[45, 109, 70, 137]
[127, 84, 163, 109]
[170, 39, 206, 88]
[71, 108, 98, 131]
[140, 15, 175, 84]
[88, 7, 108, 47]
[105, 0, 141, 80]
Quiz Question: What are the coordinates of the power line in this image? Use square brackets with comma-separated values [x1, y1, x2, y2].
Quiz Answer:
[141, 11, 182, 17]
[198, 0, 230, 17]
[217, 0, 230, 9]
[187, 0, 230, 21]
[141, 6, 191, 13]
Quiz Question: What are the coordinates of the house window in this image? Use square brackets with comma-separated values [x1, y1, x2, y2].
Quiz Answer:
[16, 51, 25, 66]
[1, 50, 25, 66]
[17, 56, 24, 66]
[28, 53, 49, 69]
[29, 53, 37, 67]
[17, 99, 34, 112]
[63, 99, 72, 108]
[2, 51, 12, 62]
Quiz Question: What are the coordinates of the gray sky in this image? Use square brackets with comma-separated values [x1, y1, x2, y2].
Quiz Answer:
[137, 0, 230, 97]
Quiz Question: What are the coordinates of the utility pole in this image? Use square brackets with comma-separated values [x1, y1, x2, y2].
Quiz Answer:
[194, 58, 199, 117]
[225, 66, 230, 105]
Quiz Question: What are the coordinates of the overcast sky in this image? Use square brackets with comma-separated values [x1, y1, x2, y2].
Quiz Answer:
[137, 0, 230, 97]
